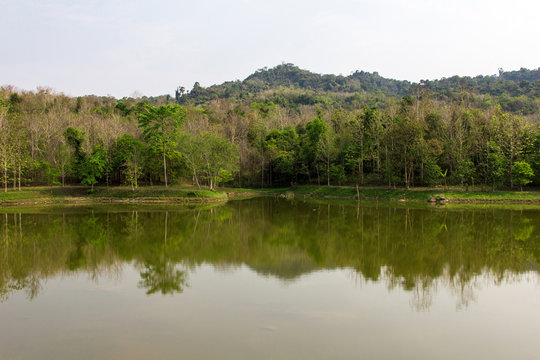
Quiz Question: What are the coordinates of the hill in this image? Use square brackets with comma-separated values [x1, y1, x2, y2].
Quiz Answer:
[175, 64, 540, 114]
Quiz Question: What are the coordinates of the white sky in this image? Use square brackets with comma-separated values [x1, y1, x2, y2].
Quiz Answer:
[1, 0, 539, 98]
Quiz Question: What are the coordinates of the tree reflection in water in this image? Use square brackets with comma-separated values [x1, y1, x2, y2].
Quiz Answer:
[1, 199, 539, 309]
[138, 261, 188, 295]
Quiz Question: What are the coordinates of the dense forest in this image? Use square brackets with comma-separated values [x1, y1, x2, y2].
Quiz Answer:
[0, 64, 539, 191]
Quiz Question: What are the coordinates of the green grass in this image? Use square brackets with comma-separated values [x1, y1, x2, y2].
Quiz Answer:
[0, 185, 227, 205]
[286, 185, 540, 203]
[0, 187, 56, 201]
[89, 186, 227, 199]
[220, 187, 288, 194]
[1, 185, 539, 206]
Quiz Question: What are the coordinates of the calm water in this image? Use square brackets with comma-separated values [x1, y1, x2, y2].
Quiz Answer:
[0, 198, 539, 359]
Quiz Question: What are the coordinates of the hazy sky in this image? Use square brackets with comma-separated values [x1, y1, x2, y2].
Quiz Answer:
[1, 0, 539, 98]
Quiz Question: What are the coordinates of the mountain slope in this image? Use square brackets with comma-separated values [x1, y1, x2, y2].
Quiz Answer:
[175, 64, 540, 114]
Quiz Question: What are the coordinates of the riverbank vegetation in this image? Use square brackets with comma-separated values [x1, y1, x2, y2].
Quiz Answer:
[1, 64, 538, 193]
[1, 185, 538, 206]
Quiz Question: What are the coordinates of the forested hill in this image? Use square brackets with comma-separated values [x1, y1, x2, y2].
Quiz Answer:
[176, 63, 410, 105]
[176, 64, 540, 114]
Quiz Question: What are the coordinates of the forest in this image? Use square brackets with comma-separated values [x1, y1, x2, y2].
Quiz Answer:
[0, 64, 539, 192]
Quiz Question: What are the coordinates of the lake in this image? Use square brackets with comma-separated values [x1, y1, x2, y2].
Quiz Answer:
[1, 198, 539, 359]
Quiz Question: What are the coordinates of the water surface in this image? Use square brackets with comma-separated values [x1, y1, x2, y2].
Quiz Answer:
[1, 198, 539, 359]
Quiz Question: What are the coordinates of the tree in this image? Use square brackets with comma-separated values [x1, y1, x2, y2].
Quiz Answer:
[178, 132, 205, 189]
[345, 107, 380, 186]
[423, 160, 442, 187]
[201, 133, 239, 190]
[138, 104, 186, 187]
[264, 127, 298, 185]
[303, 109, 328, 185]
[493, 107, 527, 189]
[112, 135, 145, 190]
[81, 146, 106, 191]
[179, 132, 239, 190]
[485, 142, 507, 190]
[0, 95, 12, 192]
[455, 159, 475, 191]
[512, 161, 534, 191]
[63, 127, 87, 180]
[57, 144, 71, 187]
[386, 117, 423, 189]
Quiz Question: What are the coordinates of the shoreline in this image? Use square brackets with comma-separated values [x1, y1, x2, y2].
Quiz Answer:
[1, 185, 539, 207]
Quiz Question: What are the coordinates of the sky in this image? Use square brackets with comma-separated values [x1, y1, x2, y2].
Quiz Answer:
[1, 0, 539, 98]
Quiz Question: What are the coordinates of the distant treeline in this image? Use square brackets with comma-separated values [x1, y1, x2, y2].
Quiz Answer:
[177, 64, 540, 115]
[0, 64, 538, 190]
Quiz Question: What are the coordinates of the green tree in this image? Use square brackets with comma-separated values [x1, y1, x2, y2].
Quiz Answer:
[0, 95, 12, 192]
[512, 161, 534, 191]
[179, 132, 239, 190]
[303, 109, 328, 185]
[138, 104, 186, 187]
[346, 107, 380, 186]
[423, 160, 442, 187]
[493, 107, 527, 188]
[486, 143, 507, 190]
[63, 127, 87, 180]
[57, 144, 71, 187]
[81, 146, 106, 191]
[455, 159, 475, 191]
[265, 127, 298, 185]
[200, 133, 239, 189]
[112, 135, 145, 190]
[386, 117, 423, 188]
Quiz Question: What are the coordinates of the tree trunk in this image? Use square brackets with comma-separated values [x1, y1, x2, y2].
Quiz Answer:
[377, 140, 381, 181]
[260, 146, 264, 189]
[3, 161, 6, 193]
[162, 143, 168, 187]
[193, 168, 201, 189]
[385, 145, 390, 189]
[261, 162, 264, 188]
[404, 148, 409, 189]
[327, 155, 330, 186]
[360, 158, 364, 186]
[360, 128, 364, 186]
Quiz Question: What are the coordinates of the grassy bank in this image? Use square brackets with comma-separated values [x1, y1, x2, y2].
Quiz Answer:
[281, 185, 540, 203]
[0, 186, 227, 206]
[1, 185, 539, 206]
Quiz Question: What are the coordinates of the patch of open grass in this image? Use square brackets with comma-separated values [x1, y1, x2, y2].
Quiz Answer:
[220, 187, 288, 194]
[287, 185, 540, 202]
[90, 186, 227, 199]
[0, 185, 228, 205]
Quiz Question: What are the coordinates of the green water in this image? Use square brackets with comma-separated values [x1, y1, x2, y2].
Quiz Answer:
[1, 198, 539, 359]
